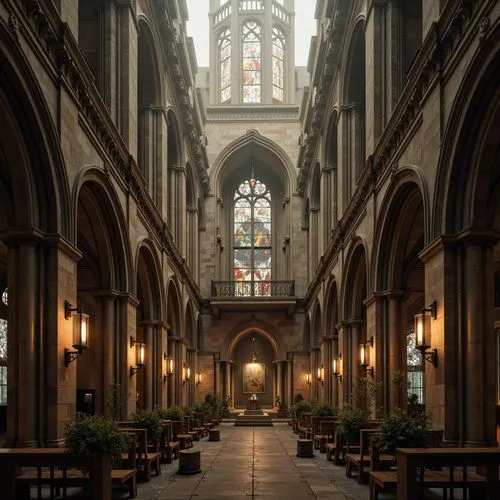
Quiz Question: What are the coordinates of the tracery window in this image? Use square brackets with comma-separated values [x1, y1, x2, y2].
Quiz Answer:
[407, 330, 424, 404]
[233, 179, 271, 296]
[242, 22, 262, 103]
[0, 288, 7, 405]
[219, 29, 231, 103]
[272, 27, 285, 102]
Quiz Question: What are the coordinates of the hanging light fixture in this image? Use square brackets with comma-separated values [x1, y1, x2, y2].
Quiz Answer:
[130, 336, 145, 376]
[64, 300, 90, 366]
[305, 371, 312, 385]
[249, 149, 256, 192]
[250, 336, 259, 363]
[360, 337, 374, 377]
[414, 300, 438, 366]
[333, 354, 342, 381]
[317, 365, 324, 385]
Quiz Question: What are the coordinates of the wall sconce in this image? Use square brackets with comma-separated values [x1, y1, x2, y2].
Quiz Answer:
[196, 371, 202, 385]
[183, 364, 191, 383]
[130, 336, 145, 376]
[414, 300, 438, 367]
[317, 365, 324, 385]
[333, 354, 342, 381]
[163, 353, 174, 382]
[360, 337, 374, 377]
[306, 371, 312, 385]
[64, 300, 90, 366]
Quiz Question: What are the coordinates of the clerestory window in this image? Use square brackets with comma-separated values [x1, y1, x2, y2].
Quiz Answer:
[233, 178, 271, 296]
[219, 29, 232, 103]
[242, 22, 262, 103]
[272, 27, 285, 102]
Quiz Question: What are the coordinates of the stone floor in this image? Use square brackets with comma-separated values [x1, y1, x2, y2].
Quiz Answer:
[132, 422, 370, 500]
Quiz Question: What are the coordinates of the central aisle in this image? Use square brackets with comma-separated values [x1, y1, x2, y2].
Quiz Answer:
[134, 422, 366, 500]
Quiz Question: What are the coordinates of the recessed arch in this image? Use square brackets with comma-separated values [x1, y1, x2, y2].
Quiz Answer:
[166, 276, 183, 337]
[324, 277, 339, 336]
[342, 238, 369, 320]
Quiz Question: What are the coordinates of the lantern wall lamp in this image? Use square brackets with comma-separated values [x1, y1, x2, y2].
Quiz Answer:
[333, 354, 342, 381]
[360, 336, 374, 377]
[163, 353, 174, 382]
[306, 371, 312, 385]
[64, 300, 90, 366]
[317, 365, 324, 385]
[130, 336, 145, 376]
[414, 300, 438, 367]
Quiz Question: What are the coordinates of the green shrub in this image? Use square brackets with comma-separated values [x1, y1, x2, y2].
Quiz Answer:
[291, 399, 312, 418]
[312, 401, 337, 417]
[338, 406, 369, 444]
[156, 405, 185, 421]
[64, 414, 132, 462]
[373, 407, 431, 456]
[132, 409, 163, 442]
[294, 393, 304, 404]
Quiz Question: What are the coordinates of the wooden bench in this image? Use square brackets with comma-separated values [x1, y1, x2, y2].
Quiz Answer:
[0, 448, 114, 500]
[396, 447, 500, 500]
[16, 468, 137, 499]
[313, 419, 338, 452]
[326, 430, 360, 465]
[346, 428, 394, 484]
[119, 427, 161, 481]
[369, 468, 486, 500]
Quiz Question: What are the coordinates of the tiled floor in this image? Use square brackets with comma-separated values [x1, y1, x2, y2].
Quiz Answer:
[133, 422, 370, 500]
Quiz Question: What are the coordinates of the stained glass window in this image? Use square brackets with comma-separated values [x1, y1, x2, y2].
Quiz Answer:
[407, 330, 424, 404]
[242, 22, 261, 103]
[0, 288, 7, 405]
[272, 27, 285, 102]
[234, 178, 271, 295]
[219, 29, 231, 103]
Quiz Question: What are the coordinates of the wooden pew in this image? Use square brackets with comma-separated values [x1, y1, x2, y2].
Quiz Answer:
[119, 427, 161, 481]
[0, 448, 114, 500]
[345, 428, 395, 484]
[313, 419, 338, 452]
[396, 447, 500, 500]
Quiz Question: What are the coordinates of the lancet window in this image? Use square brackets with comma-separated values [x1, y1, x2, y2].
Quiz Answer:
[219, 29, 232, 103]
[242, 22, 262, 103]
[272, 27, 285, 102]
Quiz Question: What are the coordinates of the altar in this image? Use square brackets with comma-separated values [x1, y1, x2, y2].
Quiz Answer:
[247, 396, 260, 410]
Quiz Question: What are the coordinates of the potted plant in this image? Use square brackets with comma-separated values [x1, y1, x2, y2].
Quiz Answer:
[155, 405, 185, 422]
[64, 414, 132, 465]
[312, 400, 337, 417]
[132, 409, 163, 444]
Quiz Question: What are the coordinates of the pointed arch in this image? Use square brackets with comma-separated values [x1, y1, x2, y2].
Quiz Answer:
[166, 276, 183, 337]
[341, 238, 369, 320]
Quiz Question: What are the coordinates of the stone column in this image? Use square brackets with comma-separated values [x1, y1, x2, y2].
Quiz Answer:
[387, 293, 402, 410]
[168, 336, 176, 407]
[337, 321, 348, 407]
[350, 320, 362, 403]
[464, 242, 496, 445]
[142, 322, 154, 410]
[6, 239, 39, 447]
[99, 292, 118, 417]
[276, 361, 283, 404]
[158, 322, 169, 408]
[332, 336, 339, 408]
[215, 360, 221, 398]
[225, 361, 231, 402]
[286, 359, 293, 407]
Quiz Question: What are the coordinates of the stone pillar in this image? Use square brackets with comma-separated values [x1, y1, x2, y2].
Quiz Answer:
[6, 239, 40, 447]
[142, 322, 154, 410]
[464, 242, 496, 445]
[310, 208, 320, 273]
[118, 1, 138, 154]
[159, 322, 169, 408]
[225, 361, 231, 401]
[99, 292, 118, 418]
[286, 359, 293, 407]
[387, 294, 402, 410]
[168, 337, 176, 407]
[350, 320, 362, 402]
[215, 360, 221, 398]
[101, 0, 119, 123]
[52, 0, 78, 39]
[337, 321, 348, 407]
[276, 361, 282, 404]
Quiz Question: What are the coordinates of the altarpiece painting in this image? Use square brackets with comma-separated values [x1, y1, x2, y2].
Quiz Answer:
[242, 362, 265, 393]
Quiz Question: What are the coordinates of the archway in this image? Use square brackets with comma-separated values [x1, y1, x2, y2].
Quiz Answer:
[433, 29, 500, 445]
[166, 277, 183, 406]
[325, 278, 340, 406]
[342, 241, 368, 404]
[373, 174, 426, 413]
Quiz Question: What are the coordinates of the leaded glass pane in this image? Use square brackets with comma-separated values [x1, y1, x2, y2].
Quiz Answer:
[234, 223, 252, 246]
[253, 180, 267, 196]
[407, 331, 424, 404]
[253, 222, 271, 247]
[234, 267, 252, 282]
[272, 27, 285, 103]
[219, 30, 231, 103]
[234, 201, 251, 222]
[234, 248, 252, 268]
[0, 320, 6, 359]
[237, 180, 252, 196]
[242, 22, 261, 103]
[254, 249, 271, 268]
[0, 366, 6, 404]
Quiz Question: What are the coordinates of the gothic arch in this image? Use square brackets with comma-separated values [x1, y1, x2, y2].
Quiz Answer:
[434, 21, 500, 235]
[72, 167, 132, 291]
[341, 237, 369, 320]
[371, 167, 429, 291]
[185, 300, 196, 348]
[311, 300, 322, 346]
[135, 239, 164, 321]
[210, 130, 296, 194]
[222, 317, 285, 361]
[0, 24, 69, 235]
[324, 277, 339, 336]
[166, 276, 183, 337]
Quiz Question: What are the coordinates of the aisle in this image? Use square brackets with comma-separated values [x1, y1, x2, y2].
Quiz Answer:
[135, 422, 362, 500]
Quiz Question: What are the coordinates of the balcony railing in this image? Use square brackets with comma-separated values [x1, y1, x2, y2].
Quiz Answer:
[211, 280, 295, 297]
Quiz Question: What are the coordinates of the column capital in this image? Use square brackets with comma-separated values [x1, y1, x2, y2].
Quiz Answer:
[118, 292, 140, 307]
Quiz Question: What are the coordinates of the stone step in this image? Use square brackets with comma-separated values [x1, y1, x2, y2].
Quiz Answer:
[234, 414, 273, 427]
